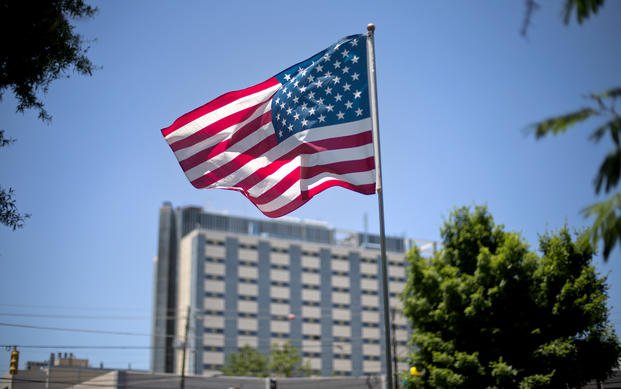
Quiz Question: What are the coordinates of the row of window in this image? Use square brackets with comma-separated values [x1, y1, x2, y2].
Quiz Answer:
[207, 254, 406, 269]
[206, 270, 406, 287]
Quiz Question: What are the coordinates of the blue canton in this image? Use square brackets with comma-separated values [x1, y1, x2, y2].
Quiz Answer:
[272, 34, 369, 143]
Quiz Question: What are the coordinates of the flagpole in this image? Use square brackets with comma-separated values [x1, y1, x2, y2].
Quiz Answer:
[367, 23, 394, 389]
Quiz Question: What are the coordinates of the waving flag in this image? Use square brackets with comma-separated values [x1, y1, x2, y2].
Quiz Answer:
[161, 34, 375, 218]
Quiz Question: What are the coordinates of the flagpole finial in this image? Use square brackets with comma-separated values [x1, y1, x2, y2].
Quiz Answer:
[367, 23, 375, 32]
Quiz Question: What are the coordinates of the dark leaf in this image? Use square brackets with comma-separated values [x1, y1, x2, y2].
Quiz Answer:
[532, 108, 596, 139]
[593, 148, 621, 194]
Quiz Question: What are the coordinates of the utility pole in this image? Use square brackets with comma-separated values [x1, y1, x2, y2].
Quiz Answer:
[391, 308, 399, 389]
[180, 305, 190, 389]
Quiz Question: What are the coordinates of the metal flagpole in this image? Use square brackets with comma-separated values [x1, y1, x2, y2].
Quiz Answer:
[366, 23, 394, 389]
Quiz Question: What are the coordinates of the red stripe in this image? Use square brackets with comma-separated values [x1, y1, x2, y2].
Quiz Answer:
[189, 129, 373, 193]
[179, 111, 273, 171]
[189, 136, 278, 189]
[231, 130, 373, 191]
[161, 78, 280, 137]
[301, 156, 375, 179]
[170, 97, 271, 152]
[245, 157, 374, 206]
[248, 168, 301, 205]
[259, 181, 376, 218]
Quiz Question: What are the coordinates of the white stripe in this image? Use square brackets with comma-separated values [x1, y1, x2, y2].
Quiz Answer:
[301, 171, 376, 191]
[164, 83, 281, 144]
[300, 143, 374, 168]
[174, 100, 272, 162]
[247, 157, 300, 198]
[255, 170, 375, 214]
[255, 178, 302, 213]
[183, 122, 274, 182]
[196, 118, 373, 188]
[243, 143, 373, 198]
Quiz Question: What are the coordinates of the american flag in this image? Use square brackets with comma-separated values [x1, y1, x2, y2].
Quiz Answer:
[161, 34, 376, 218]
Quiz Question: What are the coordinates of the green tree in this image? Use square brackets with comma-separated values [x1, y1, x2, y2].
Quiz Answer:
[269, 342, 312, 377]
[222, 342, 313, 378]
[522, 0, 620, 260]
[402, 206, 620, 388]
[0, 0, 97, 230]
[221, 345, 269, 377]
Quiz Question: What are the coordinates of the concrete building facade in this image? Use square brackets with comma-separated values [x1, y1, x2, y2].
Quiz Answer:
[151, 203, 434, 377]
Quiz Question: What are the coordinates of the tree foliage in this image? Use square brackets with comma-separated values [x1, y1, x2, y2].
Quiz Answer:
[0, 0, 96, 230]
[0, 130, 29, 230]
[222, 342, 312, 378]
[0, 0, 97, 121]
[402, 206, 620, 388]
[531, 87, 621, 260]
[522, 0, 605, 36]
[522, 0, 619, 260]
[221, 345, 269, 377]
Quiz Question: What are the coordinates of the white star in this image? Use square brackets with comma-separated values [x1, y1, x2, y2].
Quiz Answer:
[315, 79, 323, 88]
[297, 67, 304, 74]
[326, 104, 334, 112]
[284, 74, 292, 81]
[341, 49, 349, 57]
[287, 91, 292, 98]
[316, 64, 324, 72]
[299, 85, 307, 93]
[275, 97, 281, 104]
[337, 111, 345, 120]
[276, 113, 281, 120]
[301, 119, 308, 127]
[293, 112, 300, 121]
[301, 102, 308, 111]
[280, 102, 286, 109]
[294, 80, 299, 87]
[324, 71, 332, 78]
[283, 87, 288, 93]
[308, 91, 315, 100]
[352, 72, 360, 81]
[334, 60, 341, 68]
[316, 97, 324, 105]
[352, 55, 359, 64]
[335, 93, 343, 102]
[342, 66, 350, 74]
[279, 130, 283, 137]
[308, 107, 316, 116]
[281, 118, 287, 125]
[301, 69, 307, 76]
[355, 108, 363, 116]
[343, 83, 351, 91]
[345, 101, 353, 109]
[353, 90, 361, 99]
[325, 86, 332, 94]
[333, 76, 341, 84]
[350, 39, 358, 46]
[308, 75, 315, 82]
[286, 107, 293, 115]
[318, 114, 326, 123]
[288, 124, 294, 131]
[293, 96, 299, 103]
[323, 53, 331, 61]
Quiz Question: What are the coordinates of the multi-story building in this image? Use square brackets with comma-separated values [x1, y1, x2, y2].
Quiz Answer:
[151, 203, 435, 377]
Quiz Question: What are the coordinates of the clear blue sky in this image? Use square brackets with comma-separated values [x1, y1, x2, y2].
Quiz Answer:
[1, 0, 620, 373]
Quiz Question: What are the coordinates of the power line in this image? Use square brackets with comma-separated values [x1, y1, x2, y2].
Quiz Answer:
[0, 312, 150, 320]
[0, 322, 154, 337]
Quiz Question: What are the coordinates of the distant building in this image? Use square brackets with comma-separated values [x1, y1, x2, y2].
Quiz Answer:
[151, 203, 436, 377]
